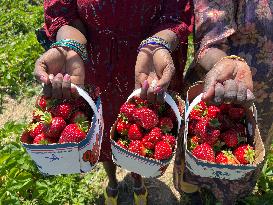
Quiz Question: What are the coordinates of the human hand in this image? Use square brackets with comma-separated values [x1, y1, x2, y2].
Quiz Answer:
[202, 57, 255, 106]
[34, 47, 85, 99]
[135, 46, 175, 103]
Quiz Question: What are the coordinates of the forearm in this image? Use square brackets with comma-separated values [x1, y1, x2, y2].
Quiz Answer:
[198, 48, 227, 71]
[56, 20, 87, 44]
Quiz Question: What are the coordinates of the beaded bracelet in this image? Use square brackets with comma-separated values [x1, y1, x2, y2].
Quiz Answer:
[50, 39, 88, 62]
[137, 36, 172, 53]
[212, 55, 247, 69]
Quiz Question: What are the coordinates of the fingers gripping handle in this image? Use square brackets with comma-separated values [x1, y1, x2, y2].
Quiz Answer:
[128, 89, 182, 133]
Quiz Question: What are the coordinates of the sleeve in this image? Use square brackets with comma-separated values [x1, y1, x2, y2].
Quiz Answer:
[43, 0, 79, 41]
[152, 0, 194, 46]
[193, 0, 237, 61]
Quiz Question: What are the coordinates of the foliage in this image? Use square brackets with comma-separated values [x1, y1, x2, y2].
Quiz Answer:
[0, 0, 44, 98]
[0, 121, 106, 205]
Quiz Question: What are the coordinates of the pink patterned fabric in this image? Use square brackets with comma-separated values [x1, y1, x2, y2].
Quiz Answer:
[43, 0, 193, 161]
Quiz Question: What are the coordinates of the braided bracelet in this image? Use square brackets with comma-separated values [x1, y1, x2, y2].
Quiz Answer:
[137, 36, 172, 53]
[50, 39, 88, 62]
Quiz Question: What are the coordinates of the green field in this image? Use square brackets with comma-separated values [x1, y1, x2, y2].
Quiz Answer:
[0, 1, 272, 204]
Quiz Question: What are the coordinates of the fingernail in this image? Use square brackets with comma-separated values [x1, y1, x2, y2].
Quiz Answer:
[64, 74, 70, 81]
[40, 75, 46, 82]
[142, 80, 149, 90]
[49, 74, 54, 81]
[154, 86, 163, 94]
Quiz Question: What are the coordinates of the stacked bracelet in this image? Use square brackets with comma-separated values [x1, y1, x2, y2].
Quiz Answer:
[137, 36, 172, 53]
[50, 39, 88, 62]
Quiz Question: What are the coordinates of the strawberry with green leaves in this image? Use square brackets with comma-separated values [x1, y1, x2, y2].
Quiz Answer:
[233, 144, 255, 164]
[41, 112, 66, 139]
[154, 141, 172, 160]
[33, 133, 56, 144]
[35, 95, 52, 111]
[207, 105, 220, 119]
[117, 139, 130, 149]
[51, 102, 73, 120]
[128, 140, 152, 157]
[162, 135, 176, 148]
[21, 131, 33, 144]
[133, 107, 159, 129]
[59, 121, 89, 143]
[128, 124, 143, 140]
[142, 127, 162, 149]
[70, 111, 88, 124]
[190, 101, 207, 120]
[192, 143, 215, 162]
[116, 119, 131, 136]
[28, 122, 46, 138]
[132, 96, 147, 107]
[215, 151, 239, 165]
[120, 102, 136, 121]
[189, 136, 200, 150]
[159, 117, 173, 133]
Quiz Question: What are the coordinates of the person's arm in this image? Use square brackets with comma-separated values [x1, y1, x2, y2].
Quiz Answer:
[193, 0, 254, 105]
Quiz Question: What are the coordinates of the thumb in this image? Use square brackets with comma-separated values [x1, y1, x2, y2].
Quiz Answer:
[34, 57, 50, 85]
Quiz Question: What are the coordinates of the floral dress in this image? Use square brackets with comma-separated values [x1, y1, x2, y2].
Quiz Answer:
[38, 0, 193, 162]
[174, 0, 273, 204]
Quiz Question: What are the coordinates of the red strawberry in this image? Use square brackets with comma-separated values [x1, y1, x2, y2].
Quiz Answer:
[207, 105, 220, 119]
[197, 101, 207, 111]
[120, 102, 136, 121]
[28, 122, 46, 138]
[189, 136, 200, 150]
[128, 140, 147, 156]
[117, 139, 130, 149]
[35, 95, 50, 111]
[228, 107, 245, 120]
[207, 129, 221, 146]
[41, 112, 66, 139]
[116, 120, 131, 136]
[232, 123, 246, 137]
[189, 109, 202, 121]
[221, 130, 238, 148]
[33, 133, 55, 144]
[133, 107, 159, 129]
[70, 111, 88, 124]
[51, 102, 72, 120]
[132, 96, 147, 107]
[192, 143, 215, 162]
[72, 97, 89, 111]
[219, 103, 232, 114]
[233, 144, 255, 164]
[159, 117, 173, 133]
[215, 151, 239, 165]
[142, 127, 162, 149]
[162, 135, 176, 148]
[188, 120, 198, 135]
[128, 124, 143, 140]
[59, 122, 88, 143]
[154, 141, 172, 160]
[20, 131, 33, 144]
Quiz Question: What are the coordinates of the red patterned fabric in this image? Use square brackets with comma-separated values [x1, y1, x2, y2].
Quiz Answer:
[43, 0, 193, 161]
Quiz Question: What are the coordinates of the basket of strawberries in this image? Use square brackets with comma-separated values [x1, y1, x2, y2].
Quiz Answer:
[110, 88, 184, 178]
[20, 84, 104, 175]
[184, 82, 265, 180]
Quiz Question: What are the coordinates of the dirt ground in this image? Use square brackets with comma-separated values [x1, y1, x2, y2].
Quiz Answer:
[0, 96, 184, 205]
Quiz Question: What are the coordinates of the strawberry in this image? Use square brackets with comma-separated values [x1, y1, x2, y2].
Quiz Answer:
[33, 133, 56, 144]
[189, 136, 200, 150]
[128, 124, 143, 140]
[194, 117, 209, 139]
[59, 122, 89, 143]
[215, 151, 239, 165]
[159, 117, 173, 133]
[35, 95, 51, 111]
[128, 140, 147, 156]
[72, 97, 89, 111]
[32, 109, 45, 122]
[162, 135, 176, 148]
[28, 122, 46, 138]
[116, 119, 131, 136]
[51, 102, 72, 120]
[117, 139, 130, 149]
[219, 103, 232, 114]
[188, 120, 198, 135]
[154, 141, 173, 160]
[207, 129, 221, 146]
[20, 131, 33, 144]
[132, 96, 147, 107]
[197, 101, 207, 111]
[120, 102, 136, 121]
[41, 112, 66, 139]
[133, 107, 159, 129]
[150, 103, 166, 116]
[192, 143, 215, 162]
[232, 123, 246, 137]
[189, 109, 203, 121]
[141, 127, 162, 149]
[228, 107, 245, 120]
[233, 144, 255, 164]
[207, 105, 220, 119]
[221, 130, 238, 148]
[165, 107, 176, 122]
[70, 111, 88, 124]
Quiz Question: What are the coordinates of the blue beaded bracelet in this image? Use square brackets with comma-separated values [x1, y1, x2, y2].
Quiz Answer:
[50, 39, 88, 62]
[137, 36, 172, 53]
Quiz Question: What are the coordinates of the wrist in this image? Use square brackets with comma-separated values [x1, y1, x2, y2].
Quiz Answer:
[199, 48, 227, 71]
